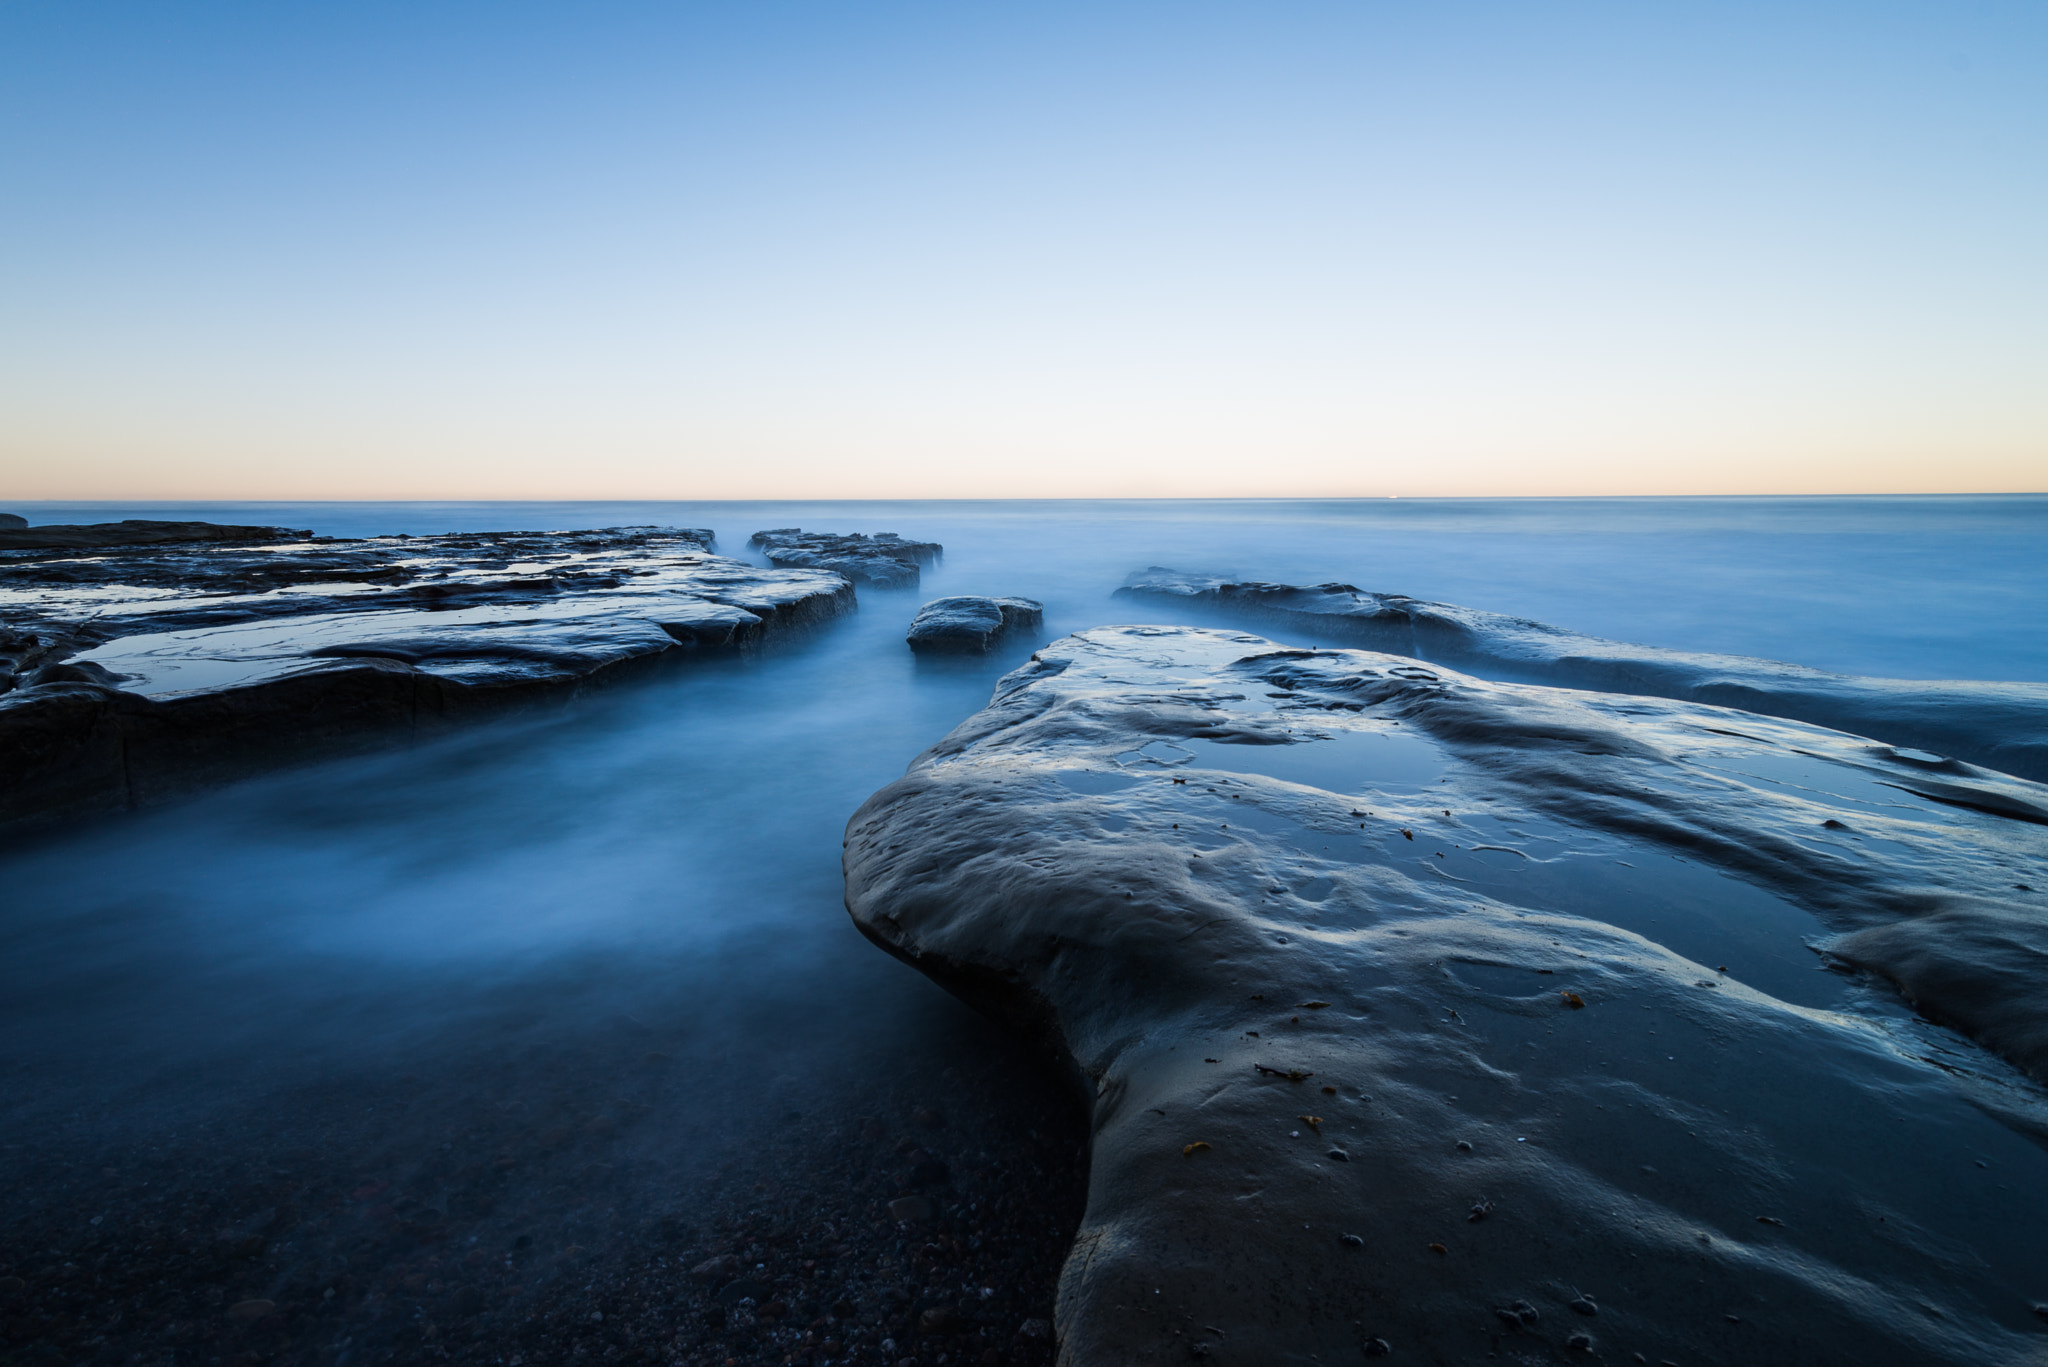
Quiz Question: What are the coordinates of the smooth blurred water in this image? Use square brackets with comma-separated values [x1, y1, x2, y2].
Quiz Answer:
[1, 496, 2042, 1246]
[18, 495, 2048, 679]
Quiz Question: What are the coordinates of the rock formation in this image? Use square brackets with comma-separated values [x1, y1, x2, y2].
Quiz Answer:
[1116, 570, 2048, 783]
[0, 518, 310, 550]
[749, 529, 942, 587]
[845, 625, 2048, 1366]
[906, 596, 1044, 655]
[0, 525, 854, 831]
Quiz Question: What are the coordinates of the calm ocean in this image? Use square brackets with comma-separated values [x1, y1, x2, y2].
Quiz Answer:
[2, 495, 2042, 1341]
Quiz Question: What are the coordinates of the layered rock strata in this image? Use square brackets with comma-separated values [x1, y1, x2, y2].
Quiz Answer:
[1117, 569, 2048, 783]
[0, 526, 853, 831]
[906, 596, 1044, 655]
[845, 625, 2048, 1366]
[749, 529, 942, 587]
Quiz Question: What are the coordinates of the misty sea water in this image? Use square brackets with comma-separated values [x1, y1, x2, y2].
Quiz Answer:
[1, 496, 2043, 1359]
[6, 494, 2042, 1084]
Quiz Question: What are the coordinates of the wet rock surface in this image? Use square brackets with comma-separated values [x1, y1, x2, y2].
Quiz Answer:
[0, 517, 311, 550]
[750, 530, 943, 588]
[907, 597, 1044, 655]
[0, 526, 854, 830]
[845, 625, 2048, 1366]
[1117, 569, 2048, 782]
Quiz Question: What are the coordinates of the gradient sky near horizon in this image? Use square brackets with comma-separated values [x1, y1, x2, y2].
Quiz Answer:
[3, 1, 2044, 499]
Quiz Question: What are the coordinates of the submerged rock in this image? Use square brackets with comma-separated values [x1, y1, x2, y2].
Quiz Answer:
[748, 529, 941, 587]
[1117, 569, 2048, 782]
[906, 596, 1044, 655]
[0, 518, 310, 550]
[845, 624, 2048, 1366]
[0, 526, 854, 831]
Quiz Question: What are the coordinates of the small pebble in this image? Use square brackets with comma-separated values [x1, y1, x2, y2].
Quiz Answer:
[1327, 1148, 1349, 1162]
[1340, 1233, 1365, 1248]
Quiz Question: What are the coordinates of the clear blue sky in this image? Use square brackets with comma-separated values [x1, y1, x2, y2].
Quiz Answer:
[3, 1, 2043, 497]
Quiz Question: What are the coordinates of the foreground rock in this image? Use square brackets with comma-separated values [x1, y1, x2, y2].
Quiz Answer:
[749, 529, 941, 587]
[906, 596, 1044, 655]
[1118, 569, 2048, 783]
[0, 526, 853, 830]
[845, 625, 2048, 1366]
[0, 518, 311, 550]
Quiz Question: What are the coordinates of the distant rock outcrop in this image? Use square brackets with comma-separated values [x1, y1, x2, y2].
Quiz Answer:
[905, 596, 1043, 655]
[846, 624, 2048, 1366]
[748, 529, 941, 587]
[0, 526, 854, 831]
[0, 518, 310, 550]
[1117, 569, 2048, 782]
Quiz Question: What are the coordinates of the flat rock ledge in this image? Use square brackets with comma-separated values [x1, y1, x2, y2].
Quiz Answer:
[907, 596, 1044, 655]
[845, 624, 2048, 1367]
[1117, 569, 2048, 783]
[749, 529, 942, 587]
[0, 525, 853, 831]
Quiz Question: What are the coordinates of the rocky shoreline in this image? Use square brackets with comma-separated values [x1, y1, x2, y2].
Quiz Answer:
[846, 625, 2048, 1365]
[1117, 569, 2048, 782]
[5, 524, 2046, 1366]
[0, 525, 855, 832]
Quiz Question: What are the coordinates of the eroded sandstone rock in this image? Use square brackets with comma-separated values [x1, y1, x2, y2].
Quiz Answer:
[749, 529, 941, 587]
[1117, 569, 2048, 782]
[906, 596, 1043, 655]
[0, 526, 853, 830]
[845, 625, 2048, 1366]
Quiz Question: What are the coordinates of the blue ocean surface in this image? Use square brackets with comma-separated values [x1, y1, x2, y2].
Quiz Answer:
[1, 496, 2042, 1333]
[20, 495, 2048, 679]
